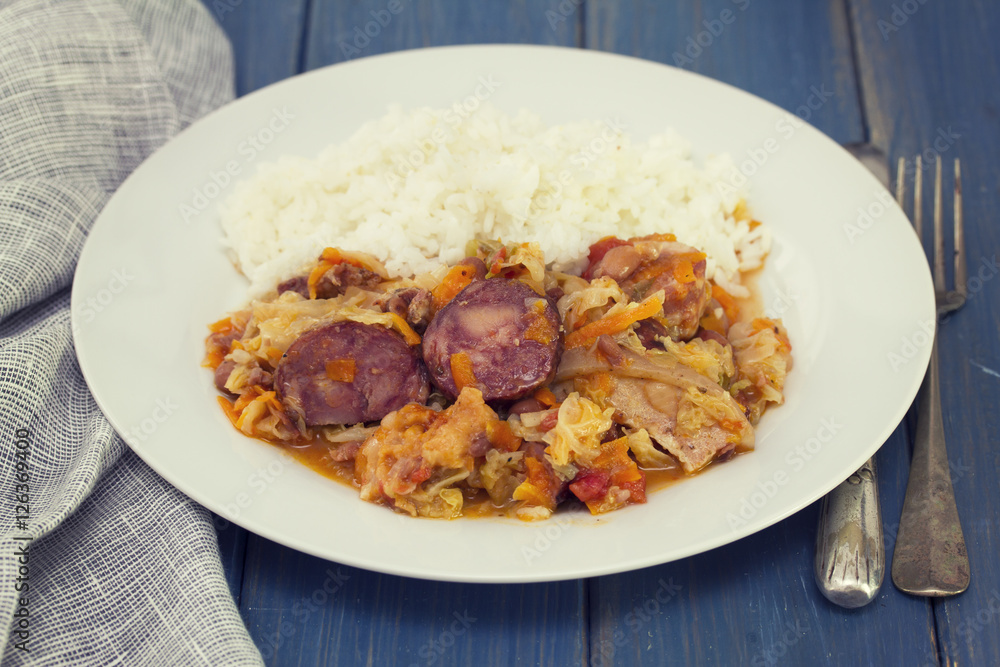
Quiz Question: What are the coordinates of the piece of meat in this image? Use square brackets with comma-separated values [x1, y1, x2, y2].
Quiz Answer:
[214, 360, 237, 395]
[596, 334, 628, 367]
[585, 243, 643, 282]
[327, 441, 362, 462]
[569, 469, 611, 503]
[277, 263, 383, 300]
[558, 344, 753, 473]
[634, 318, 670, 350]
[584, 375, 740, 474]
[618, 239, 711, 341]
[331, 263, 382, 291]
[247, 365, 273, 391]
[458, 256, 488, 279]
[509, 397, 546, 415]
[277, 275, 309, 298]
[421, 278, 563, 402]
[374, 287, 433, 331]
[274, 321, 429, 426]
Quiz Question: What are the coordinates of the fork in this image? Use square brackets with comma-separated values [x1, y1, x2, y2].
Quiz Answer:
[891, 155, 971, 596]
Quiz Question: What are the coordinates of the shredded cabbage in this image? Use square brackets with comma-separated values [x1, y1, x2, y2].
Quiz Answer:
[544, 393, 614, 467]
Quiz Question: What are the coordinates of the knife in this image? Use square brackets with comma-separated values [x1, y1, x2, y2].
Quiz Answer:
[812, 143, 888, 608]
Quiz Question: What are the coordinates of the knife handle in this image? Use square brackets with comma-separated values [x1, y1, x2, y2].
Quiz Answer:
[814, 456, 885, 608]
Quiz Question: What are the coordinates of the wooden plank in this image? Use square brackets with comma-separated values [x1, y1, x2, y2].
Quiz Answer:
[240, 535, 586, 666]
[302, 0, 578, 70]
[585, 0, 864, 145]
[850, 1, 1000, 665]
[199, 0, 311, 96]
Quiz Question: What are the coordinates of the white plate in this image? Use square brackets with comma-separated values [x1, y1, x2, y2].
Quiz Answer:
[72, 45, 934, 583]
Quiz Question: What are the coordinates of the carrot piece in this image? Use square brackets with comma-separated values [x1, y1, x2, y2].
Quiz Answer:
[564, 293, 664, 349]
[636, 232, 678, 243]
[386, 314, 421, 346]
[431, 264, 478, 311]
[672, 260, 697, 284]
[523, 302, 555, 344]
[710, 282, 741, 324]
[233, 386, 260, 412]
[449, 352, 478, 390]
[533, 387, 558, 408]
[513, 457, 559, 509]
[202, 350, 224, 369]
[324, 359, 356, 383]
[751, 317, 792, 351]
[306, 248, 341, 299]
[487, 420, 522, 452]
[217, 396, 240, 427]
[208, 316, 235, 335]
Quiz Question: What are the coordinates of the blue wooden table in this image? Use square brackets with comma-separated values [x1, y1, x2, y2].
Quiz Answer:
[202, 2, 1000, 665]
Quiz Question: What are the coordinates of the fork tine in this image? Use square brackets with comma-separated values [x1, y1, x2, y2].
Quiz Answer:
[954, 159, 966, 297]
[933, 157, 946, 293]
[914, 155, 923, 240]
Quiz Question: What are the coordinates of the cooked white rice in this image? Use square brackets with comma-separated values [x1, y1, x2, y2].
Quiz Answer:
[220, 104, 767, 297]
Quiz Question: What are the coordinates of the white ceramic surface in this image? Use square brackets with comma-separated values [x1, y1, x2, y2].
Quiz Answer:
[72, 45, 934, 583]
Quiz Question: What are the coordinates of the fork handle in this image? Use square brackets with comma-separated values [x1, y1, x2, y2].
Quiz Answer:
[814, 456, 884, 607]
[892, 338, 970, 595]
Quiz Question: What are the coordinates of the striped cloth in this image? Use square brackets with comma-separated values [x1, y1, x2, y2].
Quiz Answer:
[0, 0, 262, 664]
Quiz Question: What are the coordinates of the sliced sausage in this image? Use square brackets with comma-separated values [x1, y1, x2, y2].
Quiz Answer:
[421, 278, 562, 402]
[274, 321, 429, 426]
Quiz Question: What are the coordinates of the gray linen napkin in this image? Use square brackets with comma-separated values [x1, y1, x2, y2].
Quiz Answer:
[0, 0, 263, 663]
